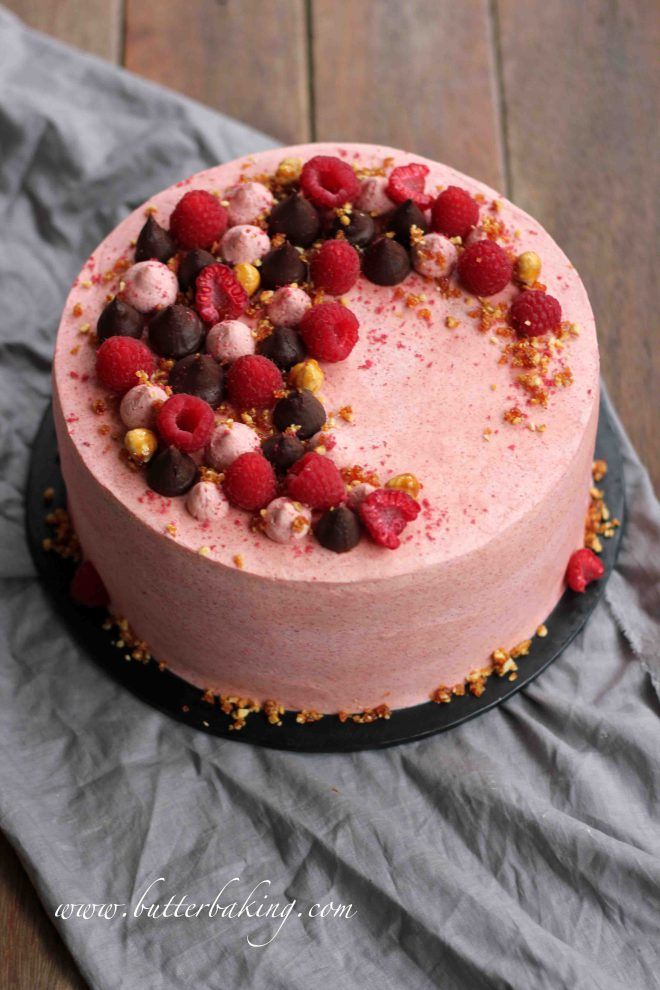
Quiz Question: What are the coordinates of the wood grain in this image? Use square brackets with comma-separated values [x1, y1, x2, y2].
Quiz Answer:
[311, 0, 505, 190]
[124, 0, 310, 145]
[0, 832, 88, 989]
[496, 0, 659, 488]
[3, 0, 123, 61]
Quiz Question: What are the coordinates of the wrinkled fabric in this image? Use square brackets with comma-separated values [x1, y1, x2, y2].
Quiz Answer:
[0, 9, 659, 990]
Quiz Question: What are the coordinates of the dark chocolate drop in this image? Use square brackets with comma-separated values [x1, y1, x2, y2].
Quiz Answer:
[148, 304, 204, 359]
[135, 216, 177, 263]
[260, 242, 307, 290]
[96, 298, 143, 342]
[272, 388, 326, 440]
[169, 353, 224, 406]
[178, 249, 216, 291]
[385, 199, 428, 247]
[261, 432, 306, 474]
[268, 194, 321, 247]
[259, 326, 306, 370]
[362, 237, 411, 286]
[314, 505, 361, 553]
[333, 209, 376, 248]
[146, 446, 197, 497]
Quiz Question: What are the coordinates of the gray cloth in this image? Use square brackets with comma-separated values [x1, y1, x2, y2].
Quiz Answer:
[0, 8, 659, 989]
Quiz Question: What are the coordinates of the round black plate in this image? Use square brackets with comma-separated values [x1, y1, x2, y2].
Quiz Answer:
[26, 399, 624, 752]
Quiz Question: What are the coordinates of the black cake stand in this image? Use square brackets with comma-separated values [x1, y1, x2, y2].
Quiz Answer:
[26, 397, 624, 752]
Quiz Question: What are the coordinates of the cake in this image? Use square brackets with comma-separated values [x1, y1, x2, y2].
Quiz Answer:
[52, 143, 601, 720]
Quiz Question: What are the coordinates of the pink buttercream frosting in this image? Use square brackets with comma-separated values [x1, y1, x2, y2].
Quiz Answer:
[53, 143, 599, 713]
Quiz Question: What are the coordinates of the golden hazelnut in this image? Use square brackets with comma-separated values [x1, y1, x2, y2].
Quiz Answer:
[276, 157, 303, 186]
[124, 428, 158, 464]
[515, 250, 542, 287]
[234, 262, 260, 296]
[385, 473, 422, 499]
[289, 358, 324, 393]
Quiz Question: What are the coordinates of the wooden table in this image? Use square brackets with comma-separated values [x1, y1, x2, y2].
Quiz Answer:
[1, 2, 658, 987]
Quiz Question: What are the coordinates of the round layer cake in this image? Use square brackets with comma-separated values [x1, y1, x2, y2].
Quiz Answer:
[53, 143, 599, 715]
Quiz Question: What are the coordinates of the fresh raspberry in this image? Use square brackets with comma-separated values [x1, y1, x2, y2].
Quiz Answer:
[226, 354, 283, 410]
[359, 489, 420, 549]
[223, 451, 277, 511]
[300, 155, 360, 209]
[70, 561, 109, 608]
[170, 189, 228, 250]
[195, 264, 248, 324]
[286, 452, 347, 511]
[96, 336, 155, 393]
[431, 186, 479, 238]
[299, 302, 359, 363]
[457, 240, 512, 296]
[510, 289, 562, 338]
[156, 393, 214, 452]
[310, 240, 360, 295]
[386, 163, 433, 210]
[565, 548, 605, 593]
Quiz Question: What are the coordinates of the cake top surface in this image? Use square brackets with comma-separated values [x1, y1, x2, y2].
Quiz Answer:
[54, 142, 599, 582]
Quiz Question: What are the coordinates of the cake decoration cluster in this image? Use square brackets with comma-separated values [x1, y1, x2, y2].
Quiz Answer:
[78, 151, 580, 561]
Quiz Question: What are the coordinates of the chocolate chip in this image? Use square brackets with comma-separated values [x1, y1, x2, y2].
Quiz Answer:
[178, 249, 216, 291]
[385, 199, 428, 247]
[135, 216, 177, 264]
[260, 242, 307, 290]
[268, 194, 321, 247]
[169, 354, 224, 406]
[272, 388, 326, 440]
[333, 209, 376, 248]
[314, 505, 361, 553]
[259, 326, 306, 370]
[362, 237, 411, 286]
[96, 298, 143, 342]
[261, 432, 306, 474]
[148, 304, 204, 358]
[146, 446, 197, 497]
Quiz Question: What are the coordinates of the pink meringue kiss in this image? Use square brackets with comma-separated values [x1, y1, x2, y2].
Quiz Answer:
[220, 225, 271, 265]
[347, 482, 377, 510]
[263, 497, 312, 544]
[225, 181, 274, 226]
[356, 176, 395, 216]
[267, 286, 312, 327]
[186, 481, 230, 522]
[412, 233, 458, 279]
[122, 260, 178, 313]
[119, 383, 169, 429]
[206, 320, 255, 364]
[205, 421, 260, 471]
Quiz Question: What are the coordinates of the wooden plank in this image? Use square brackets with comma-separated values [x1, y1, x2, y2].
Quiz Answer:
[124, 0, 311, 145]
[311, 0, 505, 191]
[496, 0, 660, 487]
[4, 0, 123, 61]
[0, 833, 87, 989]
